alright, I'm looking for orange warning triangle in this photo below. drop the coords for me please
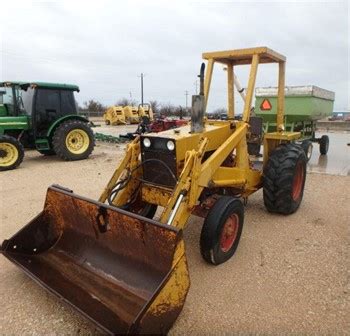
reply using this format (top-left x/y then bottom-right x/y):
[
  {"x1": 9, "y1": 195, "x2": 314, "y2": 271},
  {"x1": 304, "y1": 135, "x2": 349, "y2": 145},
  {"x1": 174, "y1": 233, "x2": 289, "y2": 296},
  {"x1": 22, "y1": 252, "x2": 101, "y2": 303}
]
[{"x1": 260, "y1": 99, "x2": 272, "y2": 110}]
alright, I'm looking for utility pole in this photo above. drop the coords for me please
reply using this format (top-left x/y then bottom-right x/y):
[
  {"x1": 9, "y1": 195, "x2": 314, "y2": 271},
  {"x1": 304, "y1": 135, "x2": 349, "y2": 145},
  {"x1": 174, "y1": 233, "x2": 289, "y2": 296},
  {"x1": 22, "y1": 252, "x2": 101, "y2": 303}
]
[
  {"x1": 138, "y1": 73, "x2": 145, "y2": 105},
  {"x1": 184, "y1": 90, "x2": 189, "y2": 111}
]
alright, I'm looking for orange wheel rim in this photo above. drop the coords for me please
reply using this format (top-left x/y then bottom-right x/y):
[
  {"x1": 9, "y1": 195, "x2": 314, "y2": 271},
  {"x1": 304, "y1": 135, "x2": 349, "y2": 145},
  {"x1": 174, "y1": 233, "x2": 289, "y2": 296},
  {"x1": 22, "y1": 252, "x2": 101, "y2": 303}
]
[
  {"x1": 220, "y1": 214, "x2": 239, "y2": 253},
  {"x1": 292, "y1": 161, "x2": 304, "y2": 201}
]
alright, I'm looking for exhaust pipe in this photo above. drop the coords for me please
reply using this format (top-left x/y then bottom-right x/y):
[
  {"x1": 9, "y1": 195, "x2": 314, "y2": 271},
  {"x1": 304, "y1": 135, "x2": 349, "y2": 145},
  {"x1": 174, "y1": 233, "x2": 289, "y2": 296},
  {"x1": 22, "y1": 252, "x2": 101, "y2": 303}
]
[{"x1": 191, "y1": 63, "x2": 205, "y2": 133}]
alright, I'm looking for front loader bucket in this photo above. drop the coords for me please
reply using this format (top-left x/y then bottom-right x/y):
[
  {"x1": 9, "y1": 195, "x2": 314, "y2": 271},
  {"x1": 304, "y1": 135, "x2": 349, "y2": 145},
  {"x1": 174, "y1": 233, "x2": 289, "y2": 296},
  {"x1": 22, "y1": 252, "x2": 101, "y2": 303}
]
[{"x1": 1, "y1": 185, "x2": 190, "y2": 334}]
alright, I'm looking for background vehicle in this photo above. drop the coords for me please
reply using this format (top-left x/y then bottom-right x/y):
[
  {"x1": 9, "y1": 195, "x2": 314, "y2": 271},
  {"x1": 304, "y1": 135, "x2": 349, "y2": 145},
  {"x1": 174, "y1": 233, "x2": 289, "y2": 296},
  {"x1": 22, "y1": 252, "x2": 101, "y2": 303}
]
[
  {"x1": 103, "y1": 105, "x2": 126, "y2": 125},
  {"x1": 253, "y1": 86, "x2": 334, "y2": 160},
  {"x1": 0, "y1": 81, "x2": 94, "y2": 171},
  {"x1": 120, "y1": 116, "x2": 188, "y2": 140},
  {"x1": 220, "y1": 113, "x2": 228, "y2": 120},
  {"x1": 148, "y1": 117, "x2": 187, "y2": 132}
]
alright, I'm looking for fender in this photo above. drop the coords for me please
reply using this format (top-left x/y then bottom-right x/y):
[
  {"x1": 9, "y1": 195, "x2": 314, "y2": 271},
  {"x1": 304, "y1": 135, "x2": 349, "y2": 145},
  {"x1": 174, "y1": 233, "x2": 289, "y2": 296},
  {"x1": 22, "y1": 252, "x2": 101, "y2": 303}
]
[{"x1": 46, "y1": 115, "x2": 89, "y2": 138}]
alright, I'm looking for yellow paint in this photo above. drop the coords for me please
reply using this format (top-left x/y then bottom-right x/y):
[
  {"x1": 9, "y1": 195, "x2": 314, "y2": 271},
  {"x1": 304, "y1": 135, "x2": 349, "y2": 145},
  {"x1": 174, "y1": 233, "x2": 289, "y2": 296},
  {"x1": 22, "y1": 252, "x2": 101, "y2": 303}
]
[
  {"x1": 0, "y1": 142, "x2": 18, "y2": 167},
  {"x1": 65, "y1": 129, "x2": 90, "y2": 154},
  {"x1": 202, "y1": 46, "x2": 286, "y2": 64},
  {"x1": 242, "y1": 54, "x2": 259, "y2": 123},
  {"x1": 227, "y1": 63, "x2": 234, "y2": 118},
  {"x1": 263, "y1": 131, "x2": 301, "y2": 165},
  {"x1": 265, "y1": 131, "x2": 301, "y2": 140},
  {"x1": 277, "y1": 61, "x2": 286, "y2": 131},
  {"x1": 141, "y1": 185, "x2": 173, "y2": 207},
  {"x1": 143, "y1": 240, "x2": 189, "y2": 319}
]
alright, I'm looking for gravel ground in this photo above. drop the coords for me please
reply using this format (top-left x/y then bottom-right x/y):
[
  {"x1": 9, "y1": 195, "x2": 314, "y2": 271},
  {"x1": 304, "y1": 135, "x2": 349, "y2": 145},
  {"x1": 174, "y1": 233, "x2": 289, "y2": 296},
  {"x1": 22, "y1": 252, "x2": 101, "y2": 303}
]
[{"x1": 0, "y1": 141, "x2": 349, "y2": 335}]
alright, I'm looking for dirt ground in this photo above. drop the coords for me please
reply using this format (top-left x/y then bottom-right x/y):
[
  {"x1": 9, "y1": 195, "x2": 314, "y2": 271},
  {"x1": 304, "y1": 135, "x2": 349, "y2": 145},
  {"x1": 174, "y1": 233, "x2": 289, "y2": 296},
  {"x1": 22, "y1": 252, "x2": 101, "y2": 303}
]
[{"x1": 0, "y1": 140, "x2": 349, "y2": 335}]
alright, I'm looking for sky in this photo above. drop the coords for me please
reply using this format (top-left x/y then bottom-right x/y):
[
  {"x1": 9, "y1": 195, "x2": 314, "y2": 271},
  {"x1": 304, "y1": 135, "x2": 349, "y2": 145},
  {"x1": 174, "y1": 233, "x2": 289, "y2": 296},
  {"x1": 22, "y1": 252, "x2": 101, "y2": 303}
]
[{"x1": 0, "y1": 0, "x2": 349, "y2": 112}]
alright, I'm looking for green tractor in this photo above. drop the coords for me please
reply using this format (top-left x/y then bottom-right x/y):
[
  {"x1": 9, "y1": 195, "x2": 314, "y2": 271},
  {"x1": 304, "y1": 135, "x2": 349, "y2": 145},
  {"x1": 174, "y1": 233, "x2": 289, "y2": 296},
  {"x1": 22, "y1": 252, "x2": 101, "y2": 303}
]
[{"x1": 0, "y1": 81, "x2": 95, "y2": 171}]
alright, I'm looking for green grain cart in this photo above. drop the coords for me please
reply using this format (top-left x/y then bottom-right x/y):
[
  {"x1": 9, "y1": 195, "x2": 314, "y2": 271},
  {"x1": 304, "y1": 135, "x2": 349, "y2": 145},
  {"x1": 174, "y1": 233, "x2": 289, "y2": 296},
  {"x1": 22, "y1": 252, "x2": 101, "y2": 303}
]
[
  {"x1": 254, "y1": 86, "x2": 334, "y2": 160},
  {"x1": 0, "y1": 81, "x2": 95, "y2": 171}
]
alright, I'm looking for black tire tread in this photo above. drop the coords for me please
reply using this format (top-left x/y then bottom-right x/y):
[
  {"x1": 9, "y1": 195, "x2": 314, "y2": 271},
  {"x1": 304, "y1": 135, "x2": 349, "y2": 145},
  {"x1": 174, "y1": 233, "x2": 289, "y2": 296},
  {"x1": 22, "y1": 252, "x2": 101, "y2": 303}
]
[
  {"x1": 319, "y1": 135, "x2": 329, "y2": 155},
  {"x1": 263, "y1": 143, "x2": 306, "y2": 215},
  {"x1": 200, "y1": 196, "x2": 244, "y2": 265},
  {"x1": 52, "y1": 120, "x2": 95, "y2": 161}
]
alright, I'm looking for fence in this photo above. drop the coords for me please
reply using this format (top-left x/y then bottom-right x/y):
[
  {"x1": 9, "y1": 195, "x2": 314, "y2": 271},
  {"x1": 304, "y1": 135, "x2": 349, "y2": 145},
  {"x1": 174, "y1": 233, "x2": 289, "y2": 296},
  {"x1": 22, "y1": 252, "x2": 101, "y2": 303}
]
[{"x1": 78, "y1": 110, "x2": 105, "y2": 118}]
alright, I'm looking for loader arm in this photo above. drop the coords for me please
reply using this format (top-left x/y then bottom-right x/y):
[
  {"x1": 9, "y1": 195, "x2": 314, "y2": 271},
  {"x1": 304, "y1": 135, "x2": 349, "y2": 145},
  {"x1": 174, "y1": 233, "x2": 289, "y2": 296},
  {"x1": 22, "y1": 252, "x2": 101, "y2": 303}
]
[
  {"x1": 198, "y1": 122, "x2": 248, "y2": 186},
  {"x1": 158, "y1": 121, "x2": 252, "y2": 230},
  {"x1": 99, "y1": 137, "x2": 141, "y2": 204},
  {"x1": 158, "y1": 137, "x2": 208, "y2": 228}
]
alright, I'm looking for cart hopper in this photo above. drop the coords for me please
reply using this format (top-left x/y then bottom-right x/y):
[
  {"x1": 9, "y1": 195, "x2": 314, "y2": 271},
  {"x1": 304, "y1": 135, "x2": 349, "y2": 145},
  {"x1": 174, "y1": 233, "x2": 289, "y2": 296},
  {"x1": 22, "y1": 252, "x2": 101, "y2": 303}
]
[{"x1": 255, "y1": 86, "x2": 335, "y2": 123}]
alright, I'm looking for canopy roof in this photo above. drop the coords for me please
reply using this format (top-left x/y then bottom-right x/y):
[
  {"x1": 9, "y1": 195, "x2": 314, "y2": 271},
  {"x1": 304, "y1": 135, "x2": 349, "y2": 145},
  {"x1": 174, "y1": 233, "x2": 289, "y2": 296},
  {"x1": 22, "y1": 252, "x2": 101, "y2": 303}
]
[{"x1": 202, "y1": 46, "x2": 286, "y2": 65}]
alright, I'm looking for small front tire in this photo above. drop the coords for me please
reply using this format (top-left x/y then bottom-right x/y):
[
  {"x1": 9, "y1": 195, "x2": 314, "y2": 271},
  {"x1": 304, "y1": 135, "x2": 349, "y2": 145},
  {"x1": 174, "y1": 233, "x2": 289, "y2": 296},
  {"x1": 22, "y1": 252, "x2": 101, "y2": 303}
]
[{"x1": 200, "y1": 196, "x2": 244, "y2": 265}]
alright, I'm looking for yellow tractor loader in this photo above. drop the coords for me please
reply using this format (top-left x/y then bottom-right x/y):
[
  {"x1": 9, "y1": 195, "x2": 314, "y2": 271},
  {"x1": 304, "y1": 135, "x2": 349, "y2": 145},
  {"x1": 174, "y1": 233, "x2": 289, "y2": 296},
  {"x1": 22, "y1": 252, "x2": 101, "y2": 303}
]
[
  {"x1": 124, "y1": 105, "x2": 140, "y2": 124},
  {"x1": 103, "y1": 105, "x2": 126, "y2": 125},
  {"x1": 1, "y1": 47, "x2": 307, "y2": 334}
]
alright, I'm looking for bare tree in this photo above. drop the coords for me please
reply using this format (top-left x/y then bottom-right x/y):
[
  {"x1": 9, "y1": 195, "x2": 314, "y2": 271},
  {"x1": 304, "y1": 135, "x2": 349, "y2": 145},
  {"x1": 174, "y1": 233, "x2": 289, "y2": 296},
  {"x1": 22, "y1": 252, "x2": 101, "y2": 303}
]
[
  {"x1": 115, "y1": 97, "x2": 137, "y2": 106},
  {"x1": 206, "y1": 107, "x2": 228, "y2": 120},
  {"x1": 173, "y1": 105, "x2": 188, "y2": 118},
  {"x1": 149, "y1": 100, "x2": 160, "y2": 115},
  {"x1": 159, "y1": 103, "x2": 176, "y2": 117},
  {"x1": 82, "y1": 99, "x2": 106, "y2": 115}
]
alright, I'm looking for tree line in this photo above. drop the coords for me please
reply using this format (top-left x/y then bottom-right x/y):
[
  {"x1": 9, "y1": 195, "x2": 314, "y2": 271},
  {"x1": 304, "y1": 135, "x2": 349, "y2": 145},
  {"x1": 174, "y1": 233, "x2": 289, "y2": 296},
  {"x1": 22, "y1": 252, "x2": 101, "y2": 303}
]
[
  {"x1": 78, "y1": 98, "x2": 227, "y2": 118},
  {"x1": 79, "y1": 98, "x2": 191, "y2": 118}
]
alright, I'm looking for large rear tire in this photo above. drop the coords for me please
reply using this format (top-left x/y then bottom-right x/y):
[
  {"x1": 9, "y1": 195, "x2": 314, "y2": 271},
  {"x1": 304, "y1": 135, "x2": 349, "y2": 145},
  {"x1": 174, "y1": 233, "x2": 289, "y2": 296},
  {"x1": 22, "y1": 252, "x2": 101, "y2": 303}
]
[
  {"x1": 0, "y1": 135, "x2": 24, "y2": 171},
  {"x1": 52, "y1": 120, "x2": 95, "y2": 161},
  {"x1": 200, "y1": 196, "x2": 244, "y2": 265},
  {"x1": 263, "y1": 143, "x2": 307, "y2": 215}
]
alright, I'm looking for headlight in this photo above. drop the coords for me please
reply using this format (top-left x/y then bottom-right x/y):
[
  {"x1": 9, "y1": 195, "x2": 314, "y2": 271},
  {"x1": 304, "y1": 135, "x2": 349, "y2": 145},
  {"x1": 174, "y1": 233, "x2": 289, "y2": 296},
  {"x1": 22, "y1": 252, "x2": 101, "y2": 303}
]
[
  {"x1": 167, "y1": 140, "x2": 175, "y2": 151},
  {"x1": 143, "y1": 138, "x2": 151, "y2": 148}
]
